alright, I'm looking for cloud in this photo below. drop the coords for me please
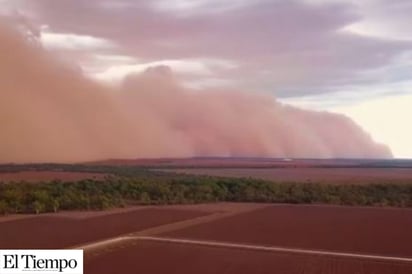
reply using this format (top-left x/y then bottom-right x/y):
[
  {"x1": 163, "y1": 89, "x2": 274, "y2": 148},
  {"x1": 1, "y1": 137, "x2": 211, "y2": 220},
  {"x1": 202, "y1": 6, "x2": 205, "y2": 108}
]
[
  {"x1": 6, "y1": 0, "x2": 409, "y2": 99},
  {"x1": 0, "y1": 21, "x2": 391, "y2": 163},
  {"x1": 40, "y1": 31, "x2": 114, "y2": 51},
  {"x1": 92, "y1": 58, "x2": 236, "y2": 84},
  {"x1": 343, "y1": 0, "x2": 412, "y2": 41}
]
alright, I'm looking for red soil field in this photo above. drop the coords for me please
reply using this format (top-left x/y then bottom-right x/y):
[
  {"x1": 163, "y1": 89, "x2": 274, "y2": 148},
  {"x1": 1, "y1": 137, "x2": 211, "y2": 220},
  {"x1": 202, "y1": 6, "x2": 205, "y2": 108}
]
[
  {"x1": 85, "y1": 241, "x2": 412, "y2": 274},
  {"x1": 0, "y1": 208, "x2": 208, "y2": 249},
  {"x1": 93, "y1": 157, "x2": 315, "y2": 168},
  {"x1": 93, "y1": 157, "x2": 412, "y2": 168},
  {"x1": 0, "y1": 171, "x2": 106, "y2": 183},
  {"x1": 162, "y1": 167, "x2": 412, "y2": 183},
  {"x1": 164, "y1": 205, "x2": 412, "y2": 257}
]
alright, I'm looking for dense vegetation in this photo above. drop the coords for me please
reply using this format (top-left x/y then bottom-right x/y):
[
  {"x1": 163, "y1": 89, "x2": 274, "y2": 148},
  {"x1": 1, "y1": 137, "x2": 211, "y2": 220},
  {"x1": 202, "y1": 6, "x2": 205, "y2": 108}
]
[{"x1": 0, "y1": 164, "x2": 412, "y2": 214}]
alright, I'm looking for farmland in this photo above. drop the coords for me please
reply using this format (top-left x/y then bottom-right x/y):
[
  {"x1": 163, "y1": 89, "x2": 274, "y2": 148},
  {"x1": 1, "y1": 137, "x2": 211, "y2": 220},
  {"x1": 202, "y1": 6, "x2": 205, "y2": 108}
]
[
  {"x1": 164, "y1": 205, "x2": 412, "y2": 257},
  {"x1": 1, "y1": 159, "x2": 412, "y2": 273},
  {"x1": 82, "y1": 204, "x2": 412, "y2": 274},
  {"x1": 0, "y1": 207, "x2": 208, "y2": 249},
  {"x1": 1, "y1": 200, "x2": 412, "y2": 273},
  {"x1": 94, "y1": 157, "x2": 412, "y2": 169},
  {"x1": 1, "y1": 160, "x2": 412, "y2": 215},
  {"x1": 85, "y1": 240, "x2": 412, "y2": 274},
  {"x1": 0, "y1": 171, "x2": 106, "y2": 183}
]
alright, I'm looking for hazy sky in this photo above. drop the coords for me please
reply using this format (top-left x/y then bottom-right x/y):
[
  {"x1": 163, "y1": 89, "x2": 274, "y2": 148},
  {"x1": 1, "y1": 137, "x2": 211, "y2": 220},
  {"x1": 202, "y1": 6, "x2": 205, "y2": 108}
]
[{"x1": 1, "y1": 0, "x2": 411, "y2": 159}]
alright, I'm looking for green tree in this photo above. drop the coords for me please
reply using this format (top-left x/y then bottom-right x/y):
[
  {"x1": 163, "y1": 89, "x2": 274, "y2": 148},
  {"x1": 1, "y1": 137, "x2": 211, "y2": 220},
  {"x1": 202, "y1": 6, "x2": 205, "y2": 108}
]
[
  {"x1": 139, "y1": 192, "x2": 151, "y2": 204},
  {"x1": 33, "y1": 200, "x2": 45, "y2": 214},
  {"x1": 52, "y1": 199, "x2": 60, "y2": 213},
  {"x1": 4, "y1": 189, "x2": 23, "y2": 213},
  {"x1": 0, "y1": 200, "x2": 9, "y2": 215}
]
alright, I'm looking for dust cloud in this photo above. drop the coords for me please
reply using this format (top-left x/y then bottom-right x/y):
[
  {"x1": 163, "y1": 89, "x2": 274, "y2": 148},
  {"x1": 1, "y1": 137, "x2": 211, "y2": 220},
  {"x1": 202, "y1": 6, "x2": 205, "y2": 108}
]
[{"x1": 0, "y1": 21, "x2": 391, "y2": 163}]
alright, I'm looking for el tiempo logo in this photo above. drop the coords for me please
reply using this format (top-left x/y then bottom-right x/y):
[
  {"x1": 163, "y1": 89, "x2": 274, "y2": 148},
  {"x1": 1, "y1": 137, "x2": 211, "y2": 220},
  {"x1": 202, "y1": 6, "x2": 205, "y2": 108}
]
[{"x1": 0, "y1": 250, "x2": 83, "y2": 274}]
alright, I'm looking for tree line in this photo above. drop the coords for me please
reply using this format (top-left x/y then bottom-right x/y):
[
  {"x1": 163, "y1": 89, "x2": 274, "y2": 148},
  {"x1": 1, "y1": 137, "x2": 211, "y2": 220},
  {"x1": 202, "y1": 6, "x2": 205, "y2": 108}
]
[{"x1": 1, "y1": 172, "x2": 412, "y2": 214}]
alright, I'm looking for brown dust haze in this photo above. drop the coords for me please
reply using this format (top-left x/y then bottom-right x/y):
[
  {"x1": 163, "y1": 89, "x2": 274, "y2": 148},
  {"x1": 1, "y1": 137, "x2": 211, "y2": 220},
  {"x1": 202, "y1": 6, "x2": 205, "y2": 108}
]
[{"x1": 0, "y1": 21, "x2": 391, "y2": 163}]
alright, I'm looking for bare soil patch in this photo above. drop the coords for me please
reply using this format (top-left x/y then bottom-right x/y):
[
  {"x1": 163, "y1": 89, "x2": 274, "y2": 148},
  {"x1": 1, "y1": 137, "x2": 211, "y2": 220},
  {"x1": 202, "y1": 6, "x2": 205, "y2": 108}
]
[
  {"x1": 93, "y1": 157, "x2": 412, "y2": 168},
  {"x1": 0, "y1": 208, "x2": 208, "y2": 249},
  {"x1": 164, "y1": 205, "x2": 412, "y2": 257},
  {"x1": 85, "y1": 241, "x2": 412, "y2": 274}
]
